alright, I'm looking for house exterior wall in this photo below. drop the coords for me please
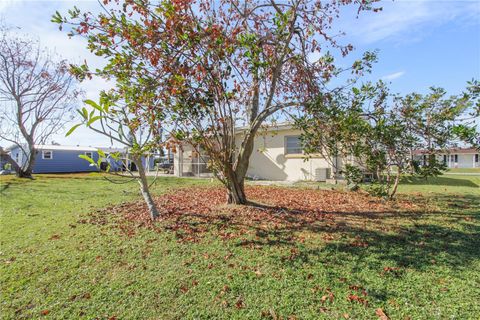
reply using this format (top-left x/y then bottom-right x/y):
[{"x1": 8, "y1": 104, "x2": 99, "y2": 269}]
[
  {"x1": 0, "y1": 156, "x2": 8, "y2": 170},
  {"x1": 36, "y1": 149, "x2": 99, "y2": 173},
  {"x1": 8, "y1": 146, "x2": 100, "y2": 173},
  {"x1": 173, "y1": 127, "x2": 339, "y2": 181},
  {"x1": 7, "y1": 145, "x2": 156, "y2": 174},
  {"x1": 239, "y1": 128, "x2": 335, "y2": 181},
  {"x1": 415, "y1": 152, "x2": 479, "y2": 169},
  {"x1": 446, "y1": 153, "x2": 479, "y2": 168}
]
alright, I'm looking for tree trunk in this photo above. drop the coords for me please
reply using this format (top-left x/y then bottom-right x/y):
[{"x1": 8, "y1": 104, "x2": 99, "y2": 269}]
[
  {"x1": 133, "y1": 156, "x2": 159, "y2": 220},
  {"x1": 389, "y1": 173, "x2": 401, "y2": 200},
  {"x1": 226, "y1": 175, "x2": 247, "y2": 205},
  {"x1": 18, "y1": 168, "x2": 33, "y2": 178},
  {"x1": 227, "y1": 129, "x2": 256, "y2": 205},
  {"x1": 18, "y1": 147, "x2": 36, "y2": 178}
]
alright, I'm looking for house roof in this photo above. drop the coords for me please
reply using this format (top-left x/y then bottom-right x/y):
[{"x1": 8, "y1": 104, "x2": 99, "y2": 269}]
[
  {"x1": 235, "y1": 122, "x2": 294, "y2": 133},
  {"x1": 6, "y1": 144, "x2": 127, "y2": 152},
  {"x1": 34, "y1": 145, "x2": 99, "y2": 151},
  {"x1": 413, "y1": 147, "x2": 478, "y2": 155},
  {"x1": 97, "y1": 147, "x2": 127, "y2": 153}
]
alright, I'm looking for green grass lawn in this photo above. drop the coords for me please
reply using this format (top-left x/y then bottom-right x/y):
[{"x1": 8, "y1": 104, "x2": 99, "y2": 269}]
[
  {"x1": 444, "y1": 168, "x2": 480, "y2": 174},
  {"x1": 397, "y1": 174, "x2": 480, "y2": 194},
  {"x1": 1, "y1": 173, "x2": 479, "y2": 319}
]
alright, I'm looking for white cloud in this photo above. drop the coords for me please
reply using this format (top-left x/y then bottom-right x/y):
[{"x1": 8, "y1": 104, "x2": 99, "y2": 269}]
[
  {"x1": 0, "y1": 0, "x2": 17, "y2": 13},
  {"x1": 342, "y1": 0, "x2": 480, "y2": 44},
  {"x1": 381, "y1": 71, "x2": 405, "y2": 81}
]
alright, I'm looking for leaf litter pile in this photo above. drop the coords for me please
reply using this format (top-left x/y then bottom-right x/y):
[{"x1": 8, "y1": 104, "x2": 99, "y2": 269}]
[{"x1": 87, "y1": 186, "x2": 423, "y2": 243}]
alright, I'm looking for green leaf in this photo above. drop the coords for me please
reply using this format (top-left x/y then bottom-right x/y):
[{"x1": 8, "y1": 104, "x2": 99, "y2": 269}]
[
  {"x1": 84, "y1": 99, "x2": 103, "y2": 112},
  {"x1": 81, "y1": 107, "x2": 89, "y2": 119},
  {"x1": 79, "y1": 154, "x2": 96, "y2": 165},
  {"x1": 87, "y1": 116, "x2": 103, "y2": 127},
  {"x1": 65, "y1": 124, "x2": 82, "y2": 137},
  {"x1": 51, "y1": 11, "x2": 63, "y2": 24},
  {"x1": 97, "y1": 149, "x2": 106, "y2": 158}
]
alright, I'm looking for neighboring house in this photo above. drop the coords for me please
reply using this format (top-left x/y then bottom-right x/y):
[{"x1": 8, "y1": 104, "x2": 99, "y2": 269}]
[
  {"x1": 0, "y1": 151, "x2": 9, "y2": 170},
  {"x1": 414, "y1": 147, "x2": 479, "y2": 169},
  {"x1": 172, "y1": 123, "x2": 346, "y2": 182},
  {"x1": 8, "y1": 145, "x2": 101, "y2": 173},
  {"x1": 7, "y1": 145, "x2": 155, "y2": 174}
]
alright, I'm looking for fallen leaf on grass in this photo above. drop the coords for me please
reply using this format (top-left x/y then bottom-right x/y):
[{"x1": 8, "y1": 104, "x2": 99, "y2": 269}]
[
  {"x1": 375, "y1": 308, "x2": 389, "y2": 320},
  {"x1": 381, "y1": 266, "x2": 402, "y2": 277},
  {"x1": 347, "y1": 294, "x2": 368, "y2": 306},
  {"x1": 235, "y1": 297, "x2": 245, "y2": 309},
  {"x1": 90, "y1": 186, "x2": 423, "y2": 243},
  {"x1": 40, "y1": 309, "x2": 50, "y2": 316}
]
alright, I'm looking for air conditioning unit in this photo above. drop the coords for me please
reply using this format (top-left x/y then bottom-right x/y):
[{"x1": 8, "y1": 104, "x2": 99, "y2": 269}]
[{"x1": 314, "y1": 168, "x2": 330, "y2": 182}]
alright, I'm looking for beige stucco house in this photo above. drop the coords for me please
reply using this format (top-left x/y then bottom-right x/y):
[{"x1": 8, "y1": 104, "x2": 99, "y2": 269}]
[{"x1": 172, "y1": 123, "x2": 342, "y2": 182}]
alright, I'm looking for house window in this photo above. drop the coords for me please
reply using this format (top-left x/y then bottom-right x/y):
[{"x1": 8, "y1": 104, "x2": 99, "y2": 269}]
[
  {"x1": 42, "y1": 151, "x2": 53, "y2": 159},
  {"x1": 454, "y1": 154, "x2": 458, "y2": 163},
  {"x1": 285, "y1": 136, "x2": 302, "y2": 155},
  {"x1": 443, "y1": 155, "x2": 447, "y2": 164},
  {"x1": 423, "y1": 155, "x2": 427, "y2": 166},
  {"x1": 476, "y1": 154, "x2": 479, "y2": 163},
  {"x1": 85, "y1": 152, "x2": 93, "y2": 158}
]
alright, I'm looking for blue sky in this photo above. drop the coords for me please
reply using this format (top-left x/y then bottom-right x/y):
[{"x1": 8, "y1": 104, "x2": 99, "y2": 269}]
[{"x1": 0, "y1": 0, "x2": 479, "y2": 146}]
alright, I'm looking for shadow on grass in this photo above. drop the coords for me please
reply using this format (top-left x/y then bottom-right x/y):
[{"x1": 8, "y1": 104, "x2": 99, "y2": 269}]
[
  {"x1": 0, "y1": 181, "x2": 11, "y2": 193},
  {"x1": 0, "y1": 177, "x2": 35, "y2": 193},
  {"x1": 170, "y1": 196, "x2": 479, "y2": 271},
  {"x1": 91, "y1": 186, "x2": 479, "y2": 272},
  {"x1": 401, "y1": 176, "x2": 479, "y2": 188}
]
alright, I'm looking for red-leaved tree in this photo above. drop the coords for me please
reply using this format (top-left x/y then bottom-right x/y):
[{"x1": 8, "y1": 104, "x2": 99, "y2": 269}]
[{"x1": 55, "y1": 0, "x2": 379, "y2": 204}]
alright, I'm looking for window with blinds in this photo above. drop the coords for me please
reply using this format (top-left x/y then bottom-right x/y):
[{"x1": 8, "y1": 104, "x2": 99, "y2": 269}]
[{"x1": 285, "y1": 136, "x2": 302, "y2": 155}]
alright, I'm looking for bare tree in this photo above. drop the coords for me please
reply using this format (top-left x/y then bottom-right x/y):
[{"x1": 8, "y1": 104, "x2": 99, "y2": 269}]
[{"x1": 0, "y1": 25, "x2": 79, "y2": 178}]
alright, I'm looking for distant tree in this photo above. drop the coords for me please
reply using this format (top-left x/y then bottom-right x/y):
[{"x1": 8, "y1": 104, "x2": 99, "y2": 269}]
[
  {"x1": 54, "y1": 0, "x2": 380, "y2": 204},
  {"x1": 298, "y1": 81, "x2": 479, "y2": 199},
  {"x1": 451, "y1": 80, "x2": 480, "y2": 149},
  {"x1": 0, "y1": 25, "x2": 79, "y2": 178}
]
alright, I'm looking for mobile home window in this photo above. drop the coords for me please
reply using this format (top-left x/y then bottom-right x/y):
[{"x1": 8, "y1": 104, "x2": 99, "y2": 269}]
[
  {"x1": 42, "y1": 151, "x2": 53, "y2": 159},
  {"x1": 285, "y1": 136, "x2": 302, "y2": 155},
  {"x1": 85, "y1": 152, "x2": 93, "y2": 158}
]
